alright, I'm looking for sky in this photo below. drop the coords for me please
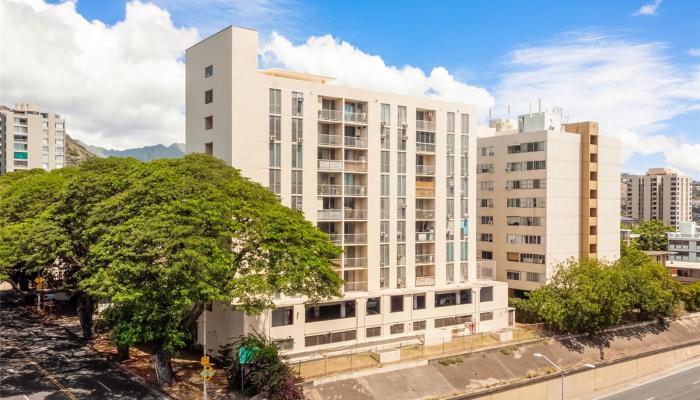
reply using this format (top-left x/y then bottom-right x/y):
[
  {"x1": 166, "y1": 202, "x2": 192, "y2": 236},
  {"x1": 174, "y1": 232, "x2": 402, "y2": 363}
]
[{"x1": 1, "y1": 0, "x2": 699, "y2": 178}]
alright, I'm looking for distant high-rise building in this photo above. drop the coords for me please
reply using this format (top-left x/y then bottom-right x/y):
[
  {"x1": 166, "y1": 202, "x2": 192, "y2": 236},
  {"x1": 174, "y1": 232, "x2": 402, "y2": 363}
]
[
  {"x1": 621, "y1": 168, "x2": 693, "y2": 228},
  {"x1": 185, "y1": 26, "x2": 513, "y2": 355},
  {"x1": 476, "y1": 109, "x2": 621, "y2": 297},
  {"x1": 0, "y1": 103, "x2": 66, "y2": 174}
]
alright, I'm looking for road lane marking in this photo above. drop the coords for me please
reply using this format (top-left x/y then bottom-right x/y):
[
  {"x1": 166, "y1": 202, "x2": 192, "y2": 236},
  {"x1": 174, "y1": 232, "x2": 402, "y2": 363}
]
[
  {"x1": 692, "y1": 379, "x2": 700, "y2": 385},
  {"x1": 644, "y1": 397, "x2": 655, "y2": 400},
  {"x1": 11, "y1": 344, "x2": 78, "y2": 400},
  {"x1": 60, "y1": 354, "x2": 70, "y2": 362},
  {"x1": 95, "y1": 380, "x2": 112, "y2": 391},
  {"x1": 23, "y1": 395, "x2": 29, "y2": 400}
]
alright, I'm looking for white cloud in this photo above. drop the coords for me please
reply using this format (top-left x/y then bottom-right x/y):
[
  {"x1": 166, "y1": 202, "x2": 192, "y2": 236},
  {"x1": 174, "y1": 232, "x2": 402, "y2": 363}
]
[
  {"x1": 688, "y1": 48, "x2": 700, "y2": 57},
  {"x1": 633, "y1": 0, "x2": 663, "y2": 16},
  {"x1": 0, "y1": 0, "x2": 199, "y2": 149},
  {"x1": 261, "y1": 32, "x2": 494, "y2": 113},
  {"x1": 496, "y1": 32, "x2": 700, "y2": 176}
]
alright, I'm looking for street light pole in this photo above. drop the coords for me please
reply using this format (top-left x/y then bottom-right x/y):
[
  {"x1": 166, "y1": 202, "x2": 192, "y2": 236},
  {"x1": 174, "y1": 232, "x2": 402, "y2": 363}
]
[
  {"x1": 533, "y1": 352, "x2": 564, "y2": 400},
  {"x1": 203, "y1": 308, "x2": 208, "y2": 400}
]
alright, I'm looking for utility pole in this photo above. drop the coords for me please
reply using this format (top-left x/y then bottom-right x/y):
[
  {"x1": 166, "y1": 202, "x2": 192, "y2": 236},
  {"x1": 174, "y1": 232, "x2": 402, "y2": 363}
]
[{"x1": 203, "y1": 308, "x2": 208, "y2": 400}]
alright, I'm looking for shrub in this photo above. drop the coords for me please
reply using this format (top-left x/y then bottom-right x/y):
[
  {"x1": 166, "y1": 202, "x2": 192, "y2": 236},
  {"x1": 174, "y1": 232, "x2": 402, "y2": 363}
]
[
  {"x1": 219, "y1": 333, "x2": 303, "y2": 400},
  {"x1": 681, "y1": 282, "x2": 700, "y2": 312}
]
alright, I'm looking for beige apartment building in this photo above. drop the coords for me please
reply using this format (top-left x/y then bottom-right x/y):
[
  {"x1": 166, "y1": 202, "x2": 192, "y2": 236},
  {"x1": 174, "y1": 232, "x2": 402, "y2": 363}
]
[
  {"x1": 0, "y1": 103, "x2": 66, "y2": 174},
  {"x1": 622, "y1": 168, "x2": 693, "y2": 229},
  {"x1": 476, "y1": 109, "x2": 620, "y2": 297},
  {"x1": 185, "y1": 26, "x2": 513, "y2": 355}
]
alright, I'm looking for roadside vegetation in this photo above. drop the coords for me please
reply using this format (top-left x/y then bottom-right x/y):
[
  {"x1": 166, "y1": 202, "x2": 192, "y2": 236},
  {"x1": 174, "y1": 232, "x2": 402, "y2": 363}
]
[
  {"x1": 0, "y1": 155, "x2": 342, "y2": 389},
  {"x1": 511, "y1": 245, "x2": 700, "y2": 334}
]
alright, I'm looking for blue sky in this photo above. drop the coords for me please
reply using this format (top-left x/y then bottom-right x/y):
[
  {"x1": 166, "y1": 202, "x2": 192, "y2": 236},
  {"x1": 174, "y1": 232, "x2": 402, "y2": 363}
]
[{"x1": 11, "y1": 0, "x2": 700, "y2": 177}]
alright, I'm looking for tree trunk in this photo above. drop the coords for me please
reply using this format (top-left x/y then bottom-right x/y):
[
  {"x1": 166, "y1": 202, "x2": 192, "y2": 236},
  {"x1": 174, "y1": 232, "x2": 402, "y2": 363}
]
[
  {"x1": 76, "y1": 293, "x2": 95, "y2": 340},
  {"x1": 116, "y1": 344, "x2": 130, "y2": 361},
  {"x1": 151, "y1": 345, "x2": 175, "y2": 387}
]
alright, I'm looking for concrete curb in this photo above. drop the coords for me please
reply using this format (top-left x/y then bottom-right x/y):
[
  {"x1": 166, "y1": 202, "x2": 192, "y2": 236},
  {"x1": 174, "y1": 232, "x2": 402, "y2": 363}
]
[{"x1": 448, "y1": 338, "x2": 700, "y2": 399}]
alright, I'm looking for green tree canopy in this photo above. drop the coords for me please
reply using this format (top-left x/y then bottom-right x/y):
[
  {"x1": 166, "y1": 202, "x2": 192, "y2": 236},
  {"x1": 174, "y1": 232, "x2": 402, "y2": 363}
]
[{"x1": 632, "y1": 219, "x2": 674, "y2": 251}]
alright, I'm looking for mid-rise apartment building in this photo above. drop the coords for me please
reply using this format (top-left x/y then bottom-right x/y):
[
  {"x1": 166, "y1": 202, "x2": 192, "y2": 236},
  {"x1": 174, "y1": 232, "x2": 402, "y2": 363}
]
[
  {"x1": 476, "y1": 109, "x2": 621, "y2": 297},
  {"x1": 0, "y1": 103, "x2": 66, "y2": 174},
  {"x1": 668, "y1": 221, "x2": 700, "y2": 263},
  {"x1": 622, "y1": 168, "x2": 693, "y2": 229},
  {"x1": 185, "y1": 27, "x2": 512, "y2": 355}
]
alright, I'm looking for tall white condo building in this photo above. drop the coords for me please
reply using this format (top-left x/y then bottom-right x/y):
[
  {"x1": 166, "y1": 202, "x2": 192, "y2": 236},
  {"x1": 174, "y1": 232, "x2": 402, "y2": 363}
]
[{"x1": 186, "y1": 27, "x2": 513, "y2": 354}]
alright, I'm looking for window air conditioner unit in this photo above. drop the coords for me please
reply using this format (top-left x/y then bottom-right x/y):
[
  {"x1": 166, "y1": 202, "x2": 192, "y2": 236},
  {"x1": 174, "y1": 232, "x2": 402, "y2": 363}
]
[
  {"x1": 401, "y1": 203, "x2": 407, "y2": 208},
  {"x1": 269, "y1": 135, "x2": 276, "y2": 142},
  {"x1": 505, "y1": 168, "x2": 511, "y2": 172},
  {"x1": 402, "y1": 123, "x2": 408, "y2": 128},
  {"x1": 449, "y1": 183, "x2": 454, "y2": 188},
  {"x1": 381, "y1": 121, "x2": 386, "y2": 126},
  {"x1": 489, "y1": 151, "x2": 494, "y2": 156},
  {"x1": 297, "y1": 137, "x2": 303, "y2": 143},
  {"x1": 380, "y1": 134, "x2": 386, "y2": 140},
  {"x1": 380, "y1": 262, "x2": 385, "y2": 267},
  {"x1": 297, "y1": 97, "x2": 303, "y2": 102},
  {"x1": 401, "y1": 135, "x2": 408, "y2": 141}
]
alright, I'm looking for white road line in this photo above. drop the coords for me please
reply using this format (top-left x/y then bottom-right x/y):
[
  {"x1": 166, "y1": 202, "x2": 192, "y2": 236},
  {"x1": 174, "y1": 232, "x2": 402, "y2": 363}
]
[
  {"x1": 692, "y1": 379, "x2": 700, "y2": 385},
  {"x1": 96, "y1": 380, "x2": 112, "y2": 391},
  {"x1": 644, "y1": 397, "x2": 655, "y2": 400},
  {"x1": 60, "y1": 354, "x2": 70, "y2": 362},
  {"x1": 594, "y1": 361, "x2": 700, "y2": 399},
  {"x1": 23, "y1": 395, "x2": 29, "y2": 400}
]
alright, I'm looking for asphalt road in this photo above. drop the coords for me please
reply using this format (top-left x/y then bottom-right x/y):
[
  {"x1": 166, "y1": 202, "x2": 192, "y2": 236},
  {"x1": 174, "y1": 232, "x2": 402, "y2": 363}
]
[
  {"x1": 599, "y1": 364, "x2": 700, "y2": 400},
  {"x1": 0, "y1": 292, "x2": 164, "y2": 400}
]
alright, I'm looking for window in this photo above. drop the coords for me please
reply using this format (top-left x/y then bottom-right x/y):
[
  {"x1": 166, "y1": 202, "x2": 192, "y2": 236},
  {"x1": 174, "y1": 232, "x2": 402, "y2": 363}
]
[
  {"x1": 269, "y1": 89, "x2": 281, "y2": 114},
  {"x1": 366, "y1": 326, "x2": 381, "y2": 338},
  {"x1": 292, "y1": 91, "x2": 303, "y2": 117},
  {"x1": 435, "y1": 317, "x2": 456, "y2": 328},
  {"x1": 479, "y1": 181, "x2": 494, "y2": 191},
  {"x1": 381, "y1": 198, "x2": 390, "y2": 220},
  {"x1": 460, "y1": 113, "x2": 469, "y2": 134},
  {"x1": 480, "y1": 286, "x2": 493, "y2": 302},
  {"x1": 269, "y1": 169, "x2": 281, "y2": 194},
  {"x1": 291, "y1": 196, "x2": 302, "y2": 211},
  {"x1": 506, "y1": 270, "x2": 521, "y2": 280},
  {"x1": 413, "y1": 294, "x2": 426, "y2": 310},
  {"x1": 520, "y1": 253, "x2": 546, "y2": 264},
  {"x1": 481, "y1": 251, "x2": 493, "y2": 260},
  {"x1": 269, "y1": 143, "x2": 281, "y2": 167},
  {"x1": 292, "y1": 118, "x2": 303, "y2": 142},
  {"x1": 204, "y1": 65, "x2": 213, "y2": 78},
  {"x1": 480, "y1": 199, "x2": 493, "y2": 208},
  {"x1": 459, "y1": 290, "x2": 472, "y2": 304},
  {"x1": 480, "y1": 233, "x2": 493, "y2": 242},
  {"x1": 390, "y1": 323, "x2": 405, "y2": 335},
  {"x1": 413, "y1": 320, "x2": 426, "y2": 331},
  {"x1": 381, "y1": 151, "x2": 390, "y2": 173},
  {"x1": 305, "y1": 301, "x2": 356, "y2": 322},
  {"x1": 204, "y1": 142, "x2": 213, "y2": 155},
  {"x1": 204, "y1": 116, "x2": 213, "y2": 130},
  {"x1": 446, "y1": 242, "x2": 454, "y2": 262},
  {"x1": 507, "y1": 252, "x2": 520, "y2": 262},
  {"x1": 480, "y1": 312, "x2": 493, "y2": 321},
  {"x1": 398, "y1": 105, "x2": 407, "y2": 126},
  {"x1": 291, "y1": 170, "x2": 303, "y2": 194},
  {"x1": 381, "y1": 127, "x2": 390, "y2": 149},
  {"x1": 477, "y1": 164, "x2": 493, "y2": 174},
  {"x1": 397, "y1": 152, "x2": 406, "y2": 173},
  {"x1": 381, "y1": 175, "x2": 390, "y2": 196},
  {"x1": 366, "y1": 297, "x2": 381, "y2": 315},
  {"x1": 381, "y1": 103, "x2": 390, "y2": 124},
  {"x1": 390, "y1": 295, "x2": 404, "y2": 313},
  {"x1": 446, "y1": 112, "x2": 455, "y2": 133},
  {"x1": 204, "y1": 89, "x2": 213, "y2": 104},
  {"x1": 269, "y1": 116, "x2": 281, "y2": 140},
  {"x1": 397, "y1": 175, "x2": 406, "y2": 196},
  {"x1": 527, "y1": 272, "x2": 543, "y2": 282},
  {"x1": 480, "y1": 216, "x2": 493, "y2": 225},
  {"x1": 435, "y1": 292, "x2": 456, "y2": 307},
  {"x1": 304, "y1": 330, "x2": 356, "y2": 347},
  {"x1": 526, "y1": 160, "x2": 546, "y2": 170},
  {"x1": 479, "y1": 146, "x2": 494, "y2": 156},
  {"x1": 271, "y1": 307, "x2": 294, "y2": 327}
]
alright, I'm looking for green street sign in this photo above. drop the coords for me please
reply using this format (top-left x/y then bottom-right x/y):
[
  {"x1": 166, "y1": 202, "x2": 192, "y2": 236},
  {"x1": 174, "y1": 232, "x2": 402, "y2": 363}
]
[{"x1": 238, "y1": 346, "x2": 259, "y2": 365}]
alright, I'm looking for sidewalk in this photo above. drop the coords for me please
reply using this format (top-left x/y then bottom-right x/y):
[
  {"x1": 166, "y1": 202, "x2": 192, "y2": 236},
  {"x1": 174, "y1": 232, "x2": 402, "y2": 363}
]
[{"x1": 305, "y1": 314, "x2": 700, "y2": 400}]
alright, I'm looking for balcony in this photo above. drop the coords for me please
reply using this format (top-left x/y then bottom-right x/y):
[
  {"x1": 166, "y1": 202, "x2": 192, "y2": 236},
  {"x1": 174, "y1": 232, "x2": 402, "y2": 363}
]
[
  {"x1": 416, "y1": 142, "x2": 436, "y2": 153},
  {"x1": 344, "y1": 136, "x2": 368, "y2": 149},
  {"x1": 344, "y1": 281, "x2": 368, "y2": 292},
  {"x1": 477, "y1": 261, "x2": 496, "y2": 280},
  {"x1": 415, "y1": 276, "x2": 436, "y2": 286},
  {"x1": 344, "y1": 234, "x2": 367, "y2": 244},
  {"x1": 344, "y1": 257, "x2": 368, "y2": 269},
  {"x1": 416, "y1": 232, "x2": 435, "y2": 242},
  {"x1": 344, "y1": 208, "x2": 367, "y2": 220},
  {"x1": 416, "y1": 120, "x2": 436, "y2": 131},
  {"x1": 317, "y1": 184, "x2": 342, "y2": 196},
  {"x1": 344, "y1": 111, "x2": 367, "y2": 124},
  {"x1": 319, "y1": 109, "x2": 343, "y2": 122},
  {"x1": 318, "y1": 134, "x2": 343, "y2": 146},
  {"x1": 415, "y1": 254, "x2": 435, "y2": 265},
  {"x1": 415, "y1": 165, "x2": 435, "y2": 176},
  {"x1": 415, "y1": 209, "x2": 435, "y2": 220},
  {"x1": 344, "y1": 185, "x2": 367, "y2": 197},
  {"x1": 317, "y1": 209, "x2": 342, "y2": 221},
  {"x1": 327, "y1": 234, "x2": 342, "y2": 245},
  {"x1": 344, "y1": 160, "x2": 368, "y2": 172},
  {"x1": 318, "y1": 159, "x2": 343, "y2": 171},
  {"x1": 416, "y1": 188, "x2": 435, "y2": 198}
]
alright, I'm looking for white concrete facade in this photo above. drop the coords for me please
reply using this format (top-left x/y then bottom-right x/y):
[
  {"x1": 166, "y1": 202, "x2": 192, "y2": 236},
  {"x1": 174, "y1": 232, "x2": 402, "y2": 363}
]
[
  {"x1": 186, "y1": 26, "x2": 512, "y2": 355},
  {"x1": 0, "y1": 103, "x2": 66, "y2": 174},
  {"x1": 668, "y1": 221, "x2": 700, "y2": 263},
  {"x1": 476, "y1": 113, "x2": 620, "y2": 296}
]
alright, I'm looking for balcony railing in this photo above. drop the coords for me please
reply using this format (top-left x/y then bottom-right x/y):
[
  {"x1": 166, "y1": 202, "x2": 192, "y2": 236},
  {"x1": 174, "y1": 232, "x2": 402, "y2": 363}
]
[
  {"x1": 415, "y1": 254, "x2": 435, "y2": 264},
  {"x1": 318, "y1": 159, "x2": 343, "y2": 171},
  {"x1": 318, "y1": 134, "x2": 343, "y2": 146},
  {"x1": 415, "y1": 276, "x2": 436, "y2": 286},
  {"x1": 416, "y1": 232, "x2": 435, "y2": 242},
  {"x1": 416, "y1": 142, "x2": 436, "y2": 153},
  {"x1": 344, "y1": 281, "x2": 368, "y2": 292},
  {"x1": 317, "y1": 184, "x2": 342, "y2": 196},
  {"x1": 344, "y1": 160, "x2": 368, "y2": 172},
  {"x1": 416, "y1": 188, "x2": 436, "y2": 198},
  {"x1": 344, "y1": 136, "x2": 368, "y2": 148},
  {"x1": 345, "y1": 111, "x2": 367, "y2": 124},
  {"x1": 344, "y1": 185, "x2": 367, "y2": 196},
  {"x1": 317, "y1": 209, "x2": 342, "y2": 220},
  {"x1": 415, "y1": 209, "x2": 435, "y2": 219},
  {"x1": 344, "y1": 257, "x2": 368, "y2": 269},
  {"x1": 319, "y1": 109, "x2": 343, "y2": 122},
  {"x1": 416, "y1": 120, "x2": 436, "y2": 131},
  {"x1": 416, "y1": 165, "x2": 435, "y2": 175},
  {"x1": 344, "y1": 209, "x2": 367, "y2": 220},
  {"x1": 327, "y1": 234, "x2": 342, "y2": 244},
  {"x1": 344, "y1": 234, "x2": 367, "y2": 244}
]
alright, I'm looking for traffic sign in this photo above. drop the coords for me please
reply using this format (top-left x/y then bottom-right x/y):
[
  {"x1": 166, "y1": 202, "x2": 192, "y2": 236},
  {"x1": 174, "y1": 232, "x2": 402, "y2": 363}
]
[
  {"x1": 238, "y1": 346, "x2": 259, "y2": 365},
  {"x1": 200, "y1": 365, "x2": 215, "y2": 381},
  {"x1": 34, "y1": 277, "x2": 45, "y2": 290},
  {"x1": 201, "y1": 355, "x2": 210, "y2": 366}
]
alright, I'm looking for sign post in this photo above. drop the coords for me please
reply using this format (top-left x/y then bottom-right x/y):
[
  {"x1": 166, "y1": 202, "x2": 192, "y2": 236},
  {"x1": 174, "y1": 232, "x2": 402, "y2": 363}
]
[{"x1": 34, "y1": 277, "x2": 45, "y2": 311}]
